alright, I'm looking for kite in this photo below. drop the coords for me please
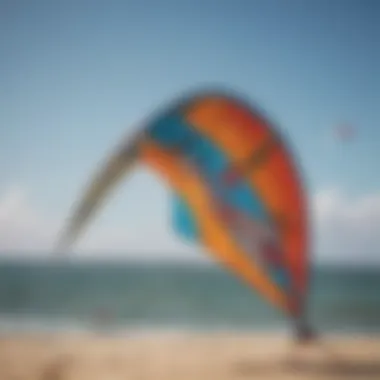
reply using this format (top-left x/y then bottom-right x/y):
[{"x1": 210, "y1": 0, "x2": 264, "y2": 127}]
[
  {"x1": 333, "y1": 124, "x2": 356, "y2": 142},
  {"x1": 57, "y1": 88, "x2": 313, "y2": 340}
]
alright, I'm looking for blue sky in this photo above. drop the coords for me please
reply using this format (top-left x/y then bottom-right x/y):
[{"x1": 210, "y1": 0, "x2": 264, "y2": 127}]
[{"x1": 0, "y1": 0, "x2": 379, "y2": 263}]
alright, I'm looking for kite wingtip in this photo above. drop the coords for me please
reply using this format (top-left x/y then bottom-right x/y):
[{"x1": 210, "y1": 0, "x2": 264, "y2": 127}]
[{"x1": 294, "y1": 319, "x2": 318, "y2": 345}]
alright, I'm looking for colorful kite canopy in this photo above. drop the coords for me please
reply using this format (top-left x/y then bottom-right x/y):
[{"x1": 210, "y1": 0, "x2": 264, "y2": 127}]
[{"x1": 57, "y1": 89, "x2": 310, "y2": 326}]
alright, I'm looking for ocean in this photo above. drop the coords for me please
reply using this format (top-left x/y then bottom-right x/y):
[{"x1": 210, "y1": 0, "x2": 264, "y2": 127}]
[{"x1": 0, "y1": 259, "x2": 379, "y2": 334}]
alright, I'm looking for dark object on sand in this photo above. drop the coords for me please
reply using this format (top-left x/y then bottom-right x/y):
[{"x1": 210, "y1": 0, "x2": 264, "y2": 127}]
[{"x1": 295, "y1": 323, "x2": 317, "y2": 345}]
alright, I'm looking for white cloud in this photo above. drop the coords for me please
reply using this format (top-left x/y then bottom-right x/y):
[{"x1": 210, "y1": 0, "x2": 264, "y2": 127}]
[
  {"x1": 0, "y1": 185, "x2": 56, "y2": 252},
  {"x1": 0, "y1": 185, "x2": 202, "y2": 261},
  {"x1": 313, "y1": 189, "x2": 380, "y2": 265},
  {"x1": 0, "y1": 185, "x2": 379, "y2": 265}
]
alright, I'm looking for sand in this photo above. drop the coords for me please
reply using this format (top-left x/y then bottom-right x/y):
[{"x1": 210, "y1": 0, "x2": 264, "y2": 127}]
[{"x1": 0, "y1": 331, "x2": 379, "y2": 380}]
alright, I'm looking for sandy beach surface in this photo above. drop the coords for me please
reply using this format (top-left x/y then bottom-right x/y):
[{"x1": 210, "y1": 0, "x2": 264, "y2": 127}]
[{"x1": 0, "y1": 331, "x2": 379, "y2": 380}]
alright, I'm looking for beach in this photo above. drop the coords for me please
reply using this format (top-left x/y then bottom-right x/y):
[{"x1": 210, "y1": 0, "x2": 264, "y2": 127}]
[
  {"x1": 1, "y1": 332, "x2": 380, "y2": 380},
  {"x1": 1, "y1": 262, "x2": 379, "y2": 379}
]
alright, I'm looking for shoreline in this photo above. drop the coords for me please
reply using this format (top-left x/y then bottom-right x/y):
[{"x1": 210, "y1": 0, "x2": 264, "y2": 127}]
[
  {"x1": 1, "y1": 314, "x2": 380, "y2": 337},
  {"x1": 2, "y1": 326, "x2": 380, "y2": 338}
]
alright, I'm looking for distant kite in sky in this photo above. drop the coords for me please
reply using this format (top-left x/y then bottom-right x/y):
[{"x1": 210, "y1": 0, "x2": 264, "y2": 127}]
[
  {"x1": 56, "y1": 88, "x2": 313, "y2": 341},
  {"x1": 333, "y1": 124, "x2": 356, "y2": 142}
]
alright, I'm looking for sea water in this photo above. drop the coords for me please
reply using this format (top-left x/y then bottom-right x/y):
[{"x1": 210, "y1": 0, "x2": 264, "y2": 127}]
[{"x1": 0, "y1": 258, "x2": 379, "y2": 334}]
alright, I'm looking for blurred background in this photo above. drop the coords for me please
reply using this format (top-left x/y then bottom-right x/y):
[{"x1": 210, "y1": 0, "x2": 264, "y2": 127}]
[{"x1": 0, "y1": 0, "x2": 379, "y2": 379}]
